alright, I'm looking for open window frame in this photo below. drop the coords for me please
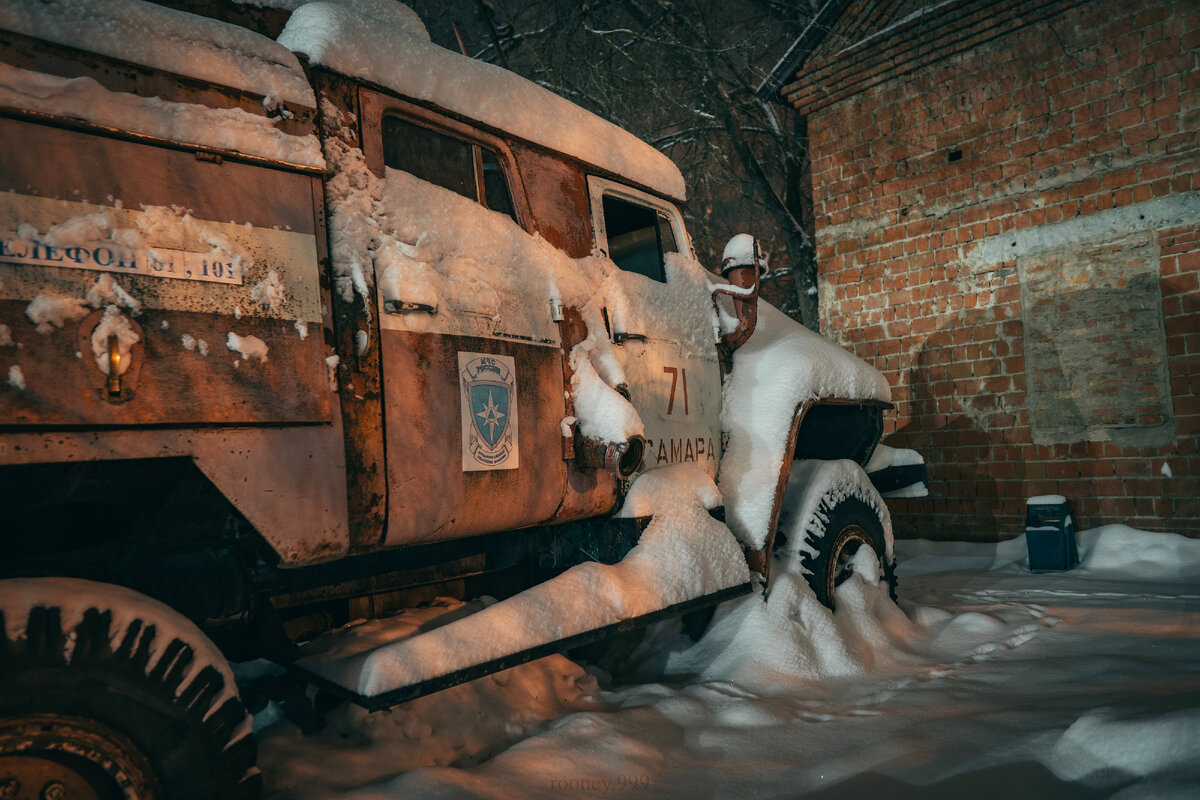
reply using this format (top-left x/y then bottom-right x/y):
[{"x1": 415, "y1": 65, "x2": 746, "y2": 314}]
[{"x1": 587, "y1": 176, "x2": 694, "y2": 283}]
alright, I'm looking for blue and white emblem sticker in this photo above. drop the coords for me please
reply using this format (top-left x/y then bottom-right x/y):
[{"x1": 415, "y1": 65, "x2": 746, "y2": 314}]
[{"x1": 459, "y1": 352, "x2": 519, "y2": 471}]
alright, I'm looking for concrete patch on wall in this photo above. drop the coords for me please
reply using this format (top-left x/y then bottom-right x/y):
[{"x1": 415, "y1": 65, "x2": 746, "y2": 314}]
[
  {"x1": 1019, "y1": 231, "x2": 1174, "y2": 446},
  {"x1": 968, "y1": 193, "x2": 1200, "y2": 271}
]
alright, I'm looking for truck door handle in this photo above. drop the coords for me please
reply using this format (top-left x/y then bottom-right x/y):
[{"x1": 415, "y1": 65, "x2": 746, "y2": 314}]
[
  {"x1": 613, "y1": 332, "x2": 647, "y2": 344},
  {"x1": 384, "y1": 300, "x2": 438, "y2": 314}
]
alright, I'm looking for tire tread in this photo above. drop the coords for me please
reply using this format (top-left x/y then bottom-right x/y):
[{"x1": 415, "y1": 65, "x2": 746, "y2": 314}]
[{"x1": 0, "y1": 591, "x2": 261, "y2": 800}]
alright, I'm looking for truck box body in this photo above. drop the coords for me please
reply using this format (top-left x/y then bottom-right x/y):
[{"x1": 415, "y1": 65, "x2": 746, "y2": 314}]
[{"x1": 0, "y1": 4, "x2": 913, "y2": 797}]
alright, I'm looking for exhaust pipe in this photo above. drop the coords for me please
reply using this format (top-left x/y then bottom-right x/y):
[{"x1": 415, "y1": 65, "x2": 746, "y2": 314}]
[{"x1": 574, "y1": 428, "x2": 645, "y2": 479}]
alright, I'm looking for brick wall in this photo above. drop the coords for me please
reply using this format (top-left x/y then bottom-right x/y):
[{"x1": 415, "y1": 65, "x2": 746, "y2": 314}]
[{"x1": 797, "y1": 0, "x2": 1199, "y2": 539}]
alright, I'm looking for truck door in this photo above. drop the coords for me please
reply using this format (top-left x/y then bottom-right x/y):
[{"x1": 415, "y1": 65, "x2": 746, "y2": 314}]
[
  {"x1": 358, "y1": 92, "x2": 567, "y2": 546},
  {"x1": 587, "y1": 177, "x2": 722, "y2": 478}
]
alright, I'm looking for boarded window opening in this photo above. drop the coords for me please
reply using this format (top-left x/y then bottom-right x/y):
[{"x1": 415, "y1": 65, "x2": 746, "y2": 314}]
[{"x1": 1020, "y1": 231, "x2": 1173, "y2": 446}]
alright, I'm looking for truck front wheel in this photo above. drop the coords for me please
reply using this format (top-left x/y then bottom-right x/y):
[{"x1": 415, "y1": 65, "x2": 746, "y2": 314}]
[
  {"x1": 775, "y1": 460, "x2": 897, "y2": 609},
  {"x1": 801, "y1": 496, "x2": 895, "y2": 608},
  {"x1": 0, "y1": 579, "x2": 260, "y2": 800}
]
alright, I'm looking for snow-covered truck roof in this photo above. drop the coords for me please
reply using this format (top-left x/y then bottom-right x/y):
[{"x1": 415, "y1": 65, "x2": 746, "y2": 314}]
[
  {"x1": 0, "y1": 0, "x2": 315, "y2": 107},
  {"x1": 2, "y1": 1, "x2": 685, "y2": 200},
  {"x1": 0, "y1": 0, "x2": 323, "y2": 168},
  {"x1": 277, "y1": 0, "x2": 688, "y2": 201}
]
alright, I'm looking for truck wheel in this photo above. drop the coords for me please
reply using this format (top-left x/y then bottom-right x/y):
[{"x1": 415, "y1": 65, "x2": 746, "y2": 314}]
[
  {"x1": 0, "y1": 579, "x2": 261, "y2": 800},
  {"x1": 800, "y1": 496, "x2": 896, "y2": 608},
  {"x1": 774, "y1": 461, "x2": 897, "y2": 609}
]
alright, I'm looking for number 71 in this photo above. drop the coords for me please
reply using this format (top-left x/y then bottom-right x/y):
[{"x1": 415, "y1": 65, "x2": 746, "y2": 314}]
[{"x1": 663, "y1": 366, "x2": 688, "y2": 415}]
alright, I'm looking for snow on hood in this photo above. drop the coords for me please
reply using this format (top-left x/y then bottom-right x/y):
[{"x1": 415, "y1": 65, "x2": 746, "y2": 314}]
[
  {"x1": 279, "y1": 2, "x2": 686, "y2": 201},
  {"x1": 718, "y1": 303, "x2": 892, "y2": 550},
  {"x1": 0, "y1": 0, "x2": 315, "y2": 107}
]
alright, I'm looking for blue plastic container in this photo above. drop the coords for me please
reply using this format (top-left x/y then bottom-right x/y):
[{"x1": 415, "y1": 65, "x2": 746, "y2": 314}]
[{"x1": 1025, "y1": 496, "x2": 1078, "y2": 573}]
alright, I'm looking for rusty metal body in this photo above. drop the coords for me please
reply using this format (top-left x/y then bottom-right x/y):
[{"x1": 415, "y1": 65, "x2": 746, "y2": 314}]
[
  {"x1": 0, "y1": 0, "x2": 890, "y2": 685},
  {"x1": 0, "y1": 7, "x2": 907, "y2": 795}
]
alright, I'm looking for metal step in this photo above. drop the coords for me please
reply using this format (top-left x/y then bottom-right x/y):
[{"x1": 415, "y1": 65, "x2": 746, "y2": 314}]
[{"x1": 287, "y1": 582, "x2": 751, "y2": 711}]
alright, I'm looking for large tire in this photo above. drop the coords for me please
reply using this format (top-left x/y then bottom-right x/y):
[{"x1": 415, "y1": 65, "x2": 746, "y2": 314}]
[
  {"x1": 798, "y1": 496, "x2": 896, "y2": 608},
  {"x1": 0, "y1": 579, "x2": 261, "y2": 800},
  {"x1": 775, "y1": 460, "x2": 898, "y2": 609}
]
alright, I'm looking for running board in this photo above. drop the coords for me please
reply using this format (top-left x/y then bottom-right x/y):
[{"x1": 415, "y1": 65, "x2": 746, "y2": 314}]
[{"x1": 287, "y1": 582, "x2": 752, "y2": 712}]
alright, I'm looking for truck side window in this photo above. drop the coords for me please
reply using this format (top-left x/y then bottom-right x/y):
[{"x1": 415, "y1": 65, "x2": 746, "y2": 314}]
[
  {"x1": 382, "y1": 116, "x2": 517, "y2": 223},
  {"x1": 601, "y1": 195, "x2": 676, "y2": 283}
]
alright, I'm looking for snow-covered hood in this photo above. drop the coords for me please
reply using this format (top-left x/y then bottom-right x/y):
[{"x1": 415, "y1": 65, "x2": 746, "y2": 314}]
[{"x1": 718, "y1": 304, "x2": 891, "y2": 550}]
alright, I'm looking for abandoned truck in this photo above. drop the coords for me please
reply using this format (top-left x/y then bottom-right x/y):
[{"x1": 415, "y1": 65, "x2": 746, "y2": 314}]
[{"x1": 0, "y1": 1, "x2": 926, "y2": 797}]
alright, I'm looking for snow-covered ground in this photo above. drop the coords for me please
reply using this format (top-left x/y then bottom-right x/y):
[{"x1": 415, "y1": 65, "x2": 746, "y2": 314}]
[{"x1": 255, "y1": 524, "x2": 1200, "y2": 799}]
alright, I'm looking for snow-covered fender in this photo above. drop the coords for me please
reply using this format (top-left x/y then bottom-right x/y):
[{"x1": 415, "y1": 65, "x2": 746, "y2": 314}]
[{"x1": 716, "y1": 303, "x2": 893, "y2": 579}]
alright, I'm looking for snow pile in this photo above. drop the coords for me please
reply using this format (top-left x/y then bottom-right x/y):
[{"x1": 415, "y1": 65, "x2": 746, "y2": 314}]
[
  {"x1": 0, "y1": 325, "x2": 13, "y2": 347},
  {"x1": 227, "y1": 332, "x2": 269, "y2": 363},
  {"x1": 719, "y1": 303, "x2": 892, "y2": 549},
  {"x1": 132, "y1": 205, "x2": 252, "y2": 273},
  {"x1": 721, "y1": 232, "x2": 760, "y2": 269},
  {"x1": 898, "y1": 525, "x2": 1200, "y2": 583},
  {"x1": 616, "y1": 462, "x2": 721, "y2": 518},
  {"x1": 652, "y1": 463, "x2": 903, "y2": 691},
  {"x1": 324, "y1": 354, "x2": 340, "y2": 390},
  {"x1": 7, "y1": 365, "x2": 25, "y2": 389},
  {"x1": 86, "y1": 273, "x2": 142, "y2": 315},
  {"x1": 0, "y1": 0, "x2": 314, "y2": 106},
  {"x1": 666, "y1": 561, "x2": 919, "y2": 692},
  {"x1": 1050, "y1": 706, "x2": 1200, "y2": 787},
  {"x1": 252, "y1": 270, "x2": 287, "y2": 314},
  {"x1": 24, "y1": 292, "x2": 90, "y2": 334},
  {"x1": 296, "y1": 464, "x2": 747, "y2": 697},
  {"x1": 569, "y1": 333, "x2": 643, "y2": 442},
  {"x1": 181, "y1": 333, "x2": 209, "y2": 356},
  {"x1": 865, "y1": 442, "x2": 925, "y2": 472},
  {"x1": 279, "y1": 2, "x2": 685, "y2": 200},
  {"x1": 1075, "y1": 524, "x2": 1200, "y2": 582},
  {"x1": 0, "y1": 64, "x2": 323, "y2": 168}
]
